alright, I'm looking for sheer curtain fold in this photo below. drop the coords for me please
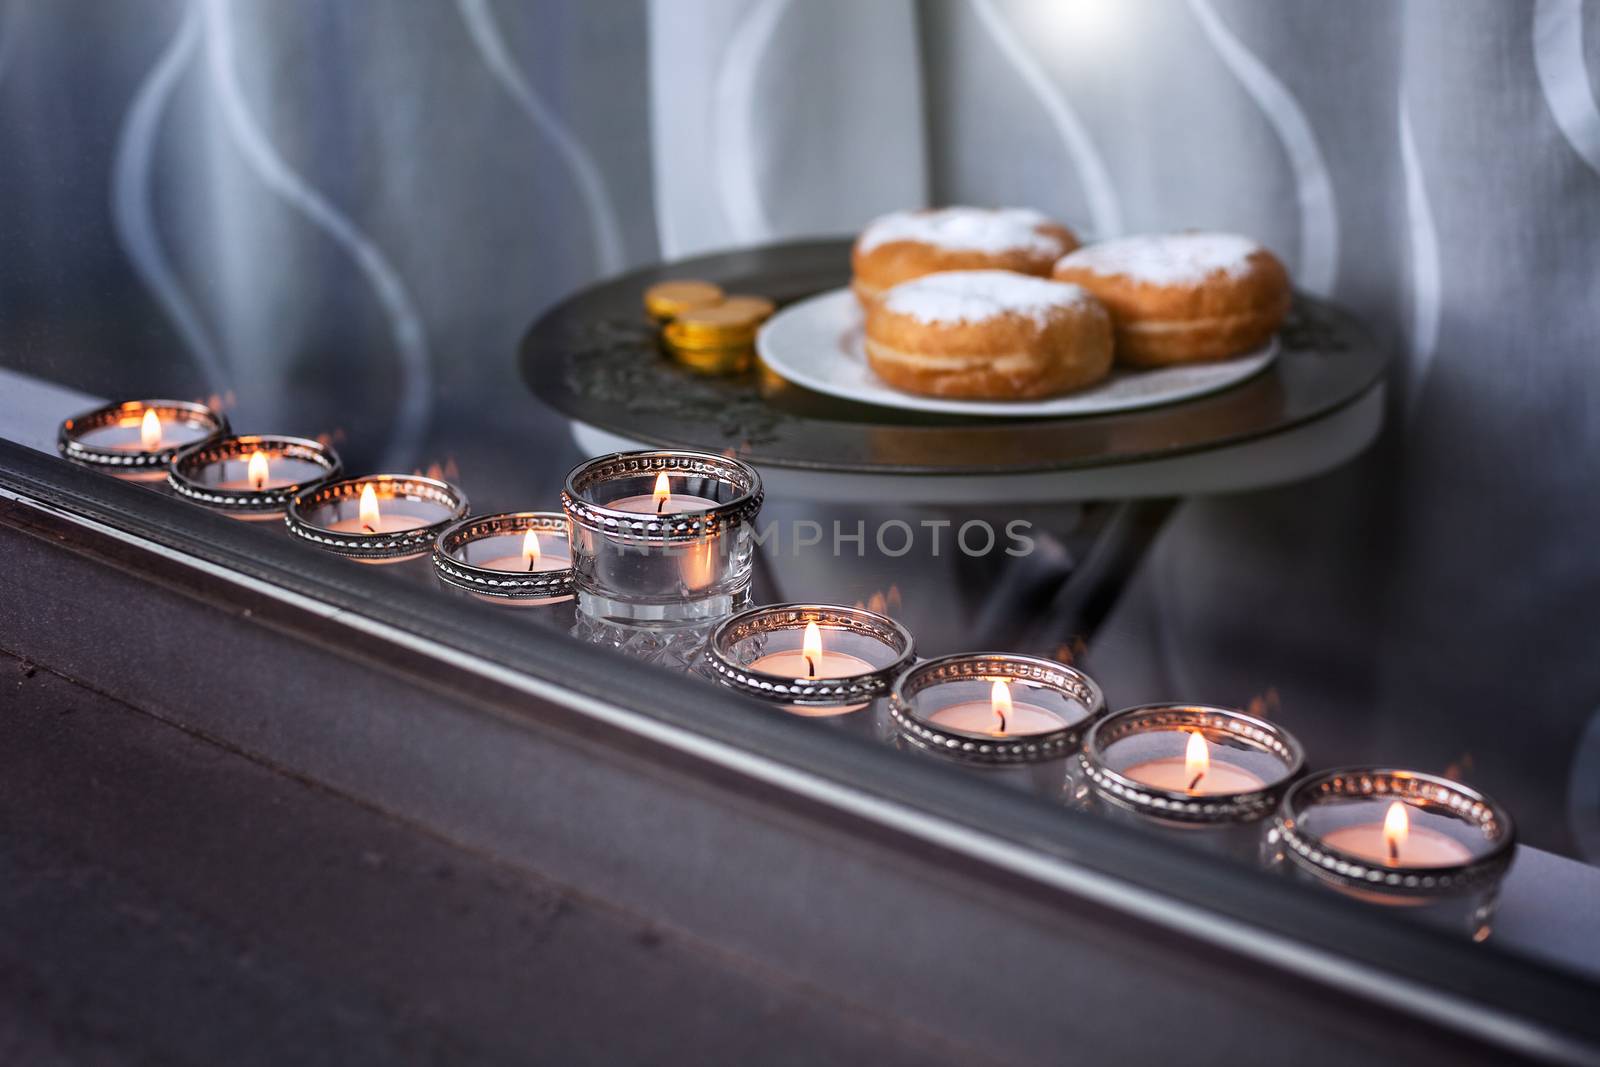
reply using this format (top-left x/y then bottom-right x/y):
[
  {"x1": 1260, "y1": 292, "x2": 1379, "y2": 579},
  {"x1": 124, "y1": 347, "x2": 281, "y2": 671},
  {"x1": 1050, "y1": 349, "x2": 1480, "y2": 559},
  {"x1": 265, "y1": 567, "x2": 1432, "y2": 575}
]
[{"x1": 646, "y1": 0, "x2": 928, "y2": 258}]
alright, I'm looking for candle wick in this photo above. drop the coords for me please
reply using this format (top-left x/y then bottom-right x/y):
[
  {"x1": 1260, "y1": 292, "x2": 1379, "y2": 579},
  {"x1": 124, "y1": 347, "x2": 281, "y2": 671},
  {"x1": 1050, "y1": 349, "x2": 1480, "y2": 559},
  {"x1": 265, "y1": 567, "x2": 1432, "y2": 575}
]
[
  {"x1": 362, "y1": 523, "x2": 375, "y2": 533},
  {"x1": 1188, "y1": 771, "x2": 1204, "y2": 792},
  {"x1": 804, "y1": 654, "x2": 816, "y2": 679},
  {"x1": 656, "y1": 496, "x2": 667, "y2": 514},
  {"x1": 1387, "y1": 838, "x2": 1399, "y2": 864},
  {"x1": 995, "y1": 711, "x2": 1007, "y2": 736},
  {"x1": 527, "y1": 557, "x2": 536, "y2": 572}
]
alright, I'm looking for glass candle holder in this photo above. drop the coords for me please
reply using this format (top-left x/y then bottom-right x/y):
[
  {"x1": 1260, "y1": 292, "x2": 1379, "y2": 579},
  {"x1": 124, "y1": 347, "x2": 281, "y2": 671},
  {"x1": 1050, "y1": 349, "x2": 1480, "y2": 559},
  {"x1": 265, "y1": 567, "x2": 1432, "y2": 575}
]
[
  {"x1": 1078, "y1": 704, "x2": 1305, "y2": 862},
  {"x1": 572, "y1": 606, "x2": 745, "y2": 673},
  {"x1": 890, "y1": 653, "x2": 1106, "y2": 801},
  {"x1": 562, "y1": 450, "x2": 763, "y2": 623},
  {"x1": 705, "y1": 603, "x2": 916, "y2": 738},
  {"x1": 58, "y1": 399, "x2": 228, "y2": 481},
  {"x1": 285, "y1": 474, "x2": 468, "y2": 563},
  {"x1": 433, "y1": 512, "x2": 573, "y2": 606},
  {"x1": 167, "y1": 434, "x2": 341, "y2": 520},
  {"x1": 1267, "y1": 768, "x2": 1515, "y2": 939}
]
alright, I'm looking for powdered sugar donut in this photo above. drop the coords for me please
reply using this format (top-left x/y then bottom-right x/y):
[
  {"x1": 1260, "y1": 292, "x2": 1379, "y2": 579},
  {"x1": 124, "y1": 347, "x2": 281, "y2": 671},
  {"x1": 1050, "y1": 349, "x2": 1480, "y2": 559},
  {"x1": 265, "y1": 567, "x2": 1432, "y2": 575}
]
[
  {"x1": 852, "y1": 207, "x2": 1079, "y2": 306},
  {"x1": 1052, "y1": 232, "x2": 1290, "y2": 367},
  {"x1": 863, "y1": 270, "x2": 1112, "y2": 400}
]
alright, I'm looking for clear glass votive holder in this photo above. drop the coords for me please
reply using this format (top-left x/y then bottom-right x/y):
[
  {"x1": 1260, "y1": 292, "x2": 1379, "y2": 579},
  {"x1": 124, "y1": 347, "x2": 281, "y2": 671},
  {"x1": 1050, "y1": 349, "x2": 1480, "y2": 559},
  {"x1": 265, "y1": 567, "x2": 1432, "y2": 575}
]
[
  {"x1": 433, "y1": 512, "x2": 573, "y2": 606},
  {"x1": 1266, "y1": 767, "x2": 1515, "y2": 940},
  {"x1": 286, "y1": 474, "x2": 469, "y2": 563},
  {"x1": 167, "y1": 434, "x2": 341, "y2": 520},
  {"x1": 705, "y1": 603, "x2": 916, "y2": 739},
  {"x1": 562, "y1": 450, "x2": 763, "y2": 624},
  {"x1": 58, "y1": 399, "x2": 229, "y2": 481},
  {"x1": 1078, "y1": 704, "x2": 1305, "y2": 862},
  {"x1": 572, "y1": 601, "x2": 748, "y2": 673},
  {"x1": 890, "y1": 653, "x2": 1107, "y2": 801}
]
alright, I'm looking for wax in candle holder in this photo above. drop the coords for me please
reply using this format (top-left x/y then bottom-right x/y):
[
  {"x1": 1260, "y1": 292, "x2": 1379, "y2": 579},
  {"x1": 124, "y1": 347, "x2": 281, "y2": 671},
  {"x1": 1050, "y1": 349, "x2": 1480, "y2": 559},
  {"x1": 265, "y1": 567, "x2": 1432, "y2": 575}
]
[
  {"x1": 562, "y1": 450, "x2": 762, "y2": 624},
  {"x1": 58, "y1": 399, "x2": 228, "y2": 481},
  {"x1": 167, "y1": 434, "x2": 341, "y2": 520},
  {"x1": 890, "y1": 653, "x2": 1106, "y2": 800},
  {"x1": 706, "y1": 603, "x2": 916, "y2": 737},
  {"x1": 286, "y1": 474, "x2": 468, "y2": 562},
  {"x1": 1078, "y1": 704, "x2": 1305, "y2": 861},
  {"x1": 433, "y1": 512, "x2": 574, "y2": 605},
  {"x1": 1267, "y1": 768, "x2": 1515, "y2": 939}
]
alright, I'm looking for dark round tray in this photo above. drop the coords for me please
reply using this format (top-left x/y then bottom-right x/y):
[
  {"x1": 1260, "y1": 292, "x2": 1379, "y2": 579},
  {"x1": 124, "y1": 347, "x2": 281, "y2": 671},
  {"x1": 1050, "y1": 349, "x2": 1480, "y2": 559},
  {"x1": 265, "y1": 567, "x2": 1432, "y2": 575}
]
[{"x1": 521, "y1": 239, "x2": 1388, "y2": 476}]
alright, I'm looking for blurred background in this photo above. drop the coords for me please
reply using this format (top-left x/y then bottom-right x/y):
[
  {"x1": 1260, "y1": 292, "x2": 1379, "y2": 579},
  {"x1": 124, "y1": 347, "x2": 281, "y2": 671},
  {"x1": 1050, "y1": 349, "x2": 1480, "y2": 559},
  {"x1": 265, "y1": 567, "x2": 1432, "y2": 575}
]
[{"x1": 1, "y1": 0, "x2": 1597, "y2": 858}]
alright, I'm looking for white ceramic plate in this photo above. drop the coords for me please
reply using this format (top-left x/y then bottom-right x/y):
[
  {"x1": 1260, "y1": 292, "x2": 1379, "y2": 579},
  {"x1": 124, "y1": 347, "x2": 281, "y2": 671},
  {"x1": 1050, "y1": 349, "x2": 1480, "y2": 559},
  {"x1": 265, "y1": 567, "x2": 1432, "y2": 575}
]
[{"x1": 756, "y1": 287, "x2": 1279, "y2": 418}]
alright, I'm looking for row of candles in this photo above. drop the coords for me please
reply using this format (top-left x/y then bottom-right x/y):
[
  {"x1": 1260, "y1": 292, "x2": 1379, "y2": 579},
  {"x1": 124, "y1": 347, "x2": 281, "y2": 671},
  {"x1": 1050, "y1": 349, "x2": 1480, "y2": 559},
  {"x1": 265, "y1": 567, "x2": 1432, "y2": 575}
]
[{"x1": 59, "y1": 398, "x2": 1515, "y2": 937}]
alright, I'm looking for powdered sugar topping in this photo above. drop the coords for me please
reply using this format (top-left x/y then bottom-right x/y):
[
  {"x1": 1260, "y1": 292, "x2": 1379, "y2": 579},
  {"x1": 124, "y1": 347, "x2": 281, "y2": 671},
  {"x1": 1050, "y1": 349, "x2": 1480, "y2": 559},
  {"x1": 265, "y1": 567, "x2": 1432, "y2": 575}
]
[
  {"x1": 858, "y1": 207, "x2": 1068, "y2": 257},
  {"x1": 881, "y1": 270, "x2": 1094, "y2": 326},
  {"x1": 1055, "y1": 232, "x2": 1264, "y2": 285}
]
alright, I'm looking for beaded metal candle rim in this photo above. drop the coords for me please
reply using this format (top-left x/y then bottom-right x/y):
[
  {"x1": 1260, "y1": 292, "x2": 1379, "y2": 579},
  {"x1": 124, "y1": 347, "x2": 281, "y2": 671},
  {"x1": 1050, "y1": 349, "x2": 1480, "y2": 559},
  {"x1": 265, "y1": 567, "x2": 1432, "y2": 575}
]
[
  {"x1": 432, "y1": 512, "x2": 573, "y2": 599},
  {"x1": 58, "y1": 399, "x2": 229, "y2": 470},
  {"x1": 890, "y1": 653, "x2": 1106, "y2": 764},
  {"x1": 1275, "y1": 767, "x2": 1515, "y2": 897},
  {"x1": 705, "y1": 603, "x2": 916, "y2": 707},
  {"x1": 1080, "y1": 704, "x2": 1306, "y2": 824},
  {"x1": 167, "y1": 434, "x2": 342, "y2": 512},
  {"x1": 562, "y1": 449, "x2": 763, "y2": 542},
  {"x1": 285, "y1": 475, "x2": 469, "y2": 560}
]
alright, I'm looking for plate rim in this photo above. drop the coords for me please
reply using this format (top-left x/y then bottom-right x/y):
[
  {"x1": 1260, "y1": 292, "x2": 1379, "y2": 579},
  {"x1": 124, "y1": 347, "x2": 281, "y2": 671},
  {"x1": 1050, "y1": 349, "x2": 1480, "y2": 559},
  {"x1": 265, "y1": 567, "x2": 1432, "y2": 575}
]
[{"x1": 756, "y1": 286, "x2": 1280, "y2": 419}]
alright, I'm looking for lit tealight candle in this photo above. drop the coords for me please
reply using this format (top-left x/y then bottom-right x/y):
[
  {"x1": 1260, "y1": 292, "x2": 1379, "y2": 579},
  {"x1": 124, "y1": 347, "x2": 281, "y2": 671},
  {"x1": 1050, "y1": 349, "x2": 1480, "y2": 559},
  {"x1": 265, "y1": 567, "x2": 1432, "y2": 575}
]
[
  {"x1": 469, "y1": 529, "x2": 573, "y2": 606},
  {"x1": 326, "y1": 483, "x2": 428, "y2": 535},
  {"x1": 61, "y1": 400, "x2": 226, "y2": 481},
  {"x1": 94, "y1": 406, "x2": 207, "y2": 451},
  {"x1": 476, "y1": 529, "x2": 568, "y2": 575},
  {"x1": 606, "y1": 472, "x2": 719, "y2": 515},
  {"x1": 1321, "y1": 800, "x2": 1475, "y2": 868},
  {"x1": 209, "y1": 449, "x2": 305, "y2": 491},
  {"x1": 139, "y1": 408, "x2": 162, "y2": 449},
  {"x1": 747, "y1": 622, "x2": 875, "y2": 717},
  {"x1": 925, "y1": 679, "x2": 1068, "y2": 737},
  {"x1": 1121, "y1": 731, "x2": 1269, "y2": 795}
]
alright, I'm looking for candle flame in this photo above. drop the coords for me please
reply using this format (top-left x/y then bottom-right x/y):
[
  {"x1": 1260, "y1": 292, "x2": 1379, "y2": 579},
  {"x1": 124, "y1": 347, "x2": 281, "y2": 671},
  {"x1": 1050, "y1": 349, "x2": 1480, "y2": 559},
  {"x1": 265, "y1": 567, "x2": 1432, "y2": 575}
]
[
  {"x1": 358, "y1": 483, "x2": 381, "y2": 532},
  {"x1": 1185, "y1": 730, "x2": 1209, "y2": 792},
  {"x1": 1383, "y1": 801, "x2": 1409, "y2": 864},
  {"x1": 247, "y1": 450, "x2": 270, "y2": 491},
  {"x1": 140, "y1": 408, "x2": 163, "y2": 449},
  {"x1": 802, "y1": 621, "x2": 822, "y2": 678},
  {"x1": 991, "y1": 679, "x2": 1012, "y2": 735},
  {"x1": 523, "y1": 529, "x2": 542, "y2": 565},
  {"x1": 652, "y1": 472, "x2": 671, "y2": 513}
]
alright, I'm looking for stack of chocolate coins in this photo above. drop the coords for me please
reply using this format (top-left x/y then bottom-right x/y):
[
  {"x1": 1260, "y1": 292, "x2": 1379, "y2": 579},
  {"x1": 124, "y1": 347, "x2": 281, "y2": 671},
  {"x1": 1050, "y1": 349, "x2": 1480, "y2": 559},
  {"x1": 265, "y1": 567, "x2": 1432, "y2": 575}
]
[{"x1": 643, "y1": 280, "x2": 775, "y2": 375}]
